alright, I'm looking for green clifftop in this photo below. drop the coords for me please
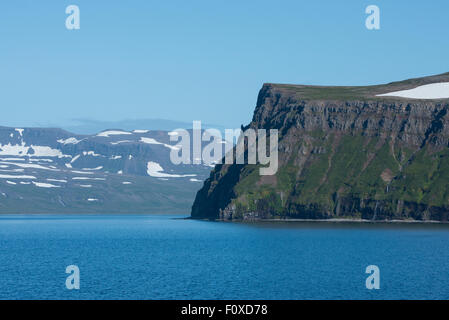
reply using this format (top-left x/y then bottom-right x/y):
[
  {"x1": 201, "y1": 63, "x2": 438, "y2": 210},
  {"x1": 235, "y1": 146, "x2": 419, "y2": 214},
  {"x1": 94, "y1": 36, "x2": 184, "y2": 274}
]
[{"x1": 191, "y1": 73, "x2": 449, "y2": 221}]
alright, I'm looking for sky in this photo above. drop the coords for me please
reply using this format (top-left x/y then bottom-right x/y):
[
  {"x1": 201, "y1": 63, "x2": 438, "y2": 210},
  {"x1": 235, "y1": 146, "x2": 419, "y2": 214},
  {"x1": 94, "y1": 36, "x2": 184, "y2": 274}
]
[{"x1": 0, "y1": 0, "x2": 448, "y2": 130}]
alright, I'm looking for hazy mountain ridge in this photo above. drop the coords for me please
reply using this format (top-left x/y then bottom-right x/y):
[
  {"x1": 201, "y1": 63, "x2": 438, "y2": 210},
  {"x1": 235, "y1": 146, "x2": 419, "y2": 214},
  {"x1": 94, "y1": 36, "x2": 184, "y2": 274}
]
[
  {"x1": 0, "y1": 126, "x2": 223, "y2": 213},
  {"x1": 191, "y1": 73, "x2": 449, "y2": 221}
]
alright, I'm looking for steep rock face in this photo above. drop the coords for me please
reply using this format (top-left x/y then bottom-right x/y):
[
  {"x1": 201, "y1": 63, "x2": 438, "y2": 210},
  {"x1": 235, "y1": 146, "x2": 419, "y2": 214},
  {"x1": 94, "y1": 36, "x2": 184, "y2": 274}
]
[{"x1": 191, "y1": 73, "x2": 449, "y2": 221}]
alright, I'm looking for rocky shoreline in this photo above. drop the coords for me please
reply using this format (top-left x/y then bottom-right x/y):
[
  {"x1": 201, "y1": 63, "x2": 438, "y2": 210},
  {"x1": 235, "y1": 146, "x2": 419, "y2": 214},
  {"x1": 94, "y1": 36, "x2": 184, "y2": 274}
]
[{"x1": 191, "y1": 216, "x2": 449, "y2": 224}]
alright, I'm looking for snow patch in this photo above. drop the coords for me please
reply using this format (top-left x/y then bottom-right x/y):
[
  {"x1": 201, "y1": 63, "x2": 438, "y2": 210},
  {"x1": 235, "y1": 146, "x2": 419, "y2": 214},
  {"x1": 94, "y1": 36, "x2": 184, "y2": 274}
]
[
  {"x1": 32, "y1": 181, "x2": 60, "y2": 188},
  {"x1": 57, "y1": 137, "x2": 81, "y2": 145},
  {"x1": 140, "y1": 137, "x2": 180, "y2": 151},
  {"x1": 71, "y1": 170, "x2": 94, "y2": 175},
  {"x1": 133, "y1": 130, "x2": 149, "y2": 133},
  {"x1": 82, "y1": 166, "x2": 103, "y2": 171},
  {"x1": 377, "y1": 82, "x2": 449, "y2": 99},
  {"x1": 140, "y1": 137, "x2": 160, "y2": 144},
  {"x1": 29, "y1": 158, "x2": 53, "y2": 162},
  {"x1": 0, "y1": 143, "x2": 70, "y2": 158},
  {"x1": 70, "y1": 155, "x2": 80, "y2": 163},
  {"x1": 47, "y1": 179, "x2": 67, "y2": 183},
  {"x1": 31, "y1": 145, "x2": 70, "y2": 158},
  {"x1": 83, "y1": 151, "x2": 102, "y2": 157},
  {"x1": 0, "y1": 161, "x2": 58, "y2": 171},
  {"x1": 97, "y1": 130, "x2": 132, "y2": 137},
  {"x1": 0, "y1": 168, "x2": 25, "y2": 172},
  {"x1": 146, "y1": 161, "x2": 196, "y2": 178},
  {"x1": 0, "y1": 158, "x2": 25, "y2": 161},
  {"x1": 110, "y1": 140, "x2": 132, "y2": 145}
]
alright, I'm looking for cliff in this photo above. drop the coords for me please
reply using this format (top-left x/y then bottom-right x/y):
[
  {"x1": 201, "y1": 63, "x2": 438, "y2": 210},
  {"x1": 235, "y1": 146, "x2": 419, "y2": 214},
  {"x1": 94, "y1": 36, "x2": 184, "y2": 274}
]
[{"x1": 191, "y1": 72, "x2": 449, "y2": 221}]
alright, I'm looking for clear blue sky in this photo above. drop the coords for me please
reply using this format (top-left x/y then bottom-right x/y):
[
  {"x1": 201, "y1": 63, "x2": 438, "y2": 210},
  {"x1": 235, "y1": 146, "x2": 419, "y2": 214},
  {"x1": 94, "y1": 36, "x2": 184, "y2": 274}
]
[{"x1": 0, "y1": 0, "x2": 448, "y2": 129}]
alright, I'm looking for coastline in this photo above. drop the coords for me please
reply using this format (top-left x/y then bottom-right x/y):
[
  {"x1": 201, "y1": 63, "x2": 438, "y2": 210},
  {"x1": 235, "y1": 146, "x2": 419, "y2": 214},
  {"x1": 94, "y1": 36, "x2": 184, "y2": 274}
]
[
  {"x1": 262, "y1": 218, "x2": 449, "y2": 224},
  {"x1": 190, "y1": 217, "x2": 449, "y2": 224}
]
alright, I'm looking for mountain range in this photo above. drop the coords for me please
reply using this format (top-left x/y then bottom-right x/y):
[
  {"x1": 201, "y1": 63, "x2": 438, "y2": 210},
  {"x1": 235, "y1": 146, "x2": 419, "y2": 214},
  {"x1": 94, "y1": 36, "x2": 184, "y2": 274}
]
[{"x1": 0, "y1": 126, "x2": 228, "y2": 214}]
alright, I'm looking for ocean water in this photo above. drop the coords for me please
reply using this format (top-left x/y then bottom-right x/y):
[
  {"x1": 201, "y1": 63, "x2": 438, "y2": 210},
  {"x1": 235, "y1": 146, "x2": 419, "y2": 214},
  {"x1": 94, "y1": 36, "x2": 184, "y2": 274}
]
[{"x1": 0, "y1": 214, "x2": 448, "y2": 300}]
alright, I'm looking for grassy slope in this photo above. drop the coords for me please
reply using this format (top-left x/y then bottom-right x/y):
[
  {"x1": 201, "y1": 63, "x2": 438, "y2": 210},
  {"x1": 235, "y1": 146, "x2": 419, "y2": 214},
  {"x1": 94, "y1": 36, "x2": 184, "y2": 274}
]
[
  {"x1": 267, "y1": 72, "x2": 449, "y2": 101},
  {"x1": 228, "y1": 131, "x2": 449, "y2": 219},
  {"x1": 0, "y1": 175, "x2": 199, "y2": 214}
]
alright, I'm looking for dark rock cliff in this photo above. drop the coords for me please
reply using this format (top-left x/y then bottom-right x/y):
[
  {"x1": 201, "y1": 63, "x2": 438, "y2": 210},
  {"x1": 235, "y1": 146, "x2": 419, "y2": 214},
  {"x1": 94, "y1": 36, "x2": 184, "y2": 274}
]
[{"x1": 191, "y1": 72, "x2": 449, "y2": 221}]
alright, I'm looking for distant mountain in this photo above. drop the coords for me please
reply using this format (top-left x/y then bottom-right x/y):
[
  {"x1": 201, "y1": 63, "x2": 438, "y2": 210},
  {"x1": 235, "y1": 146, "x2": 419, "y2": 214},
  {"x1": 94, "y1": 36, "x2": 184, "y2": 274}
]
[
  {"x1": 192, "y1": 72, "x2": 449, "y2": 221},
  {"x1": 0, "y1": 126, "x2": 230, "y2": 214},
  {"x1": 62, "y1": 118, "x2": 227, "y2": 135}
]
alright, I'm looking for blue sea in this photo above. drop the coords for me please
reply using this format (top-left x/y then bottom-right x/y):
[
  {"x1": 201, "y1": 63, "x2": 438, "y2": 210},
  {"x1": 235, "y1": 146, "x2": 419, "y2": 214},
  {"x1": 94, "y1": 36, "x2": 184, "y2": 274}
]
[{"x1": 0, "y1": 214, "x2": 448, "y2": 300}]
